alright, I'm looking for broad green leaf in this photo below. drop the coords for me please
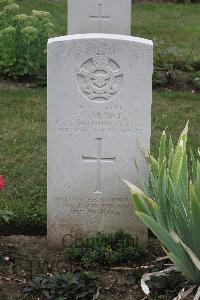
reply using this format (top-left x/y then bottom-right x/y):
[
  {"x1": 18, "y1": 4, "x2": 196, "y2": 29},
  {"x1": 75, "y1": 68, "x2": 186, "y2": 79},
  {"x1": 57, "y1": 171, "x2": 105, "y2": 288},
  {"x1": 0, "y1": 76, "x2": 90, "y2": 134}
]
[
  {"x1": 168, "y1": 135, "x2": 174, "y2": 173},
  {"x1": 158, "y1": 130, "x2": 166, "y2": 168},
  {"x1": 179, "y1": 151, "x2": 189, "y2": 205},
  {"x1": 168, "y1": 177, "x2": 189, "y2": 220},
  {"x1": 190, "y1": 149, "x2": 197, "y2": 183},
  {"x1": 134, "y1": 159, "x2": 153, "y2": 199},
  {"x1": 173, "y1": 205, "x2": 192, "y2": 248},
  {"x1": 157, "y1": 160, "x2": 168, "y2": 228},
  {"x1": 178, "y1": 121, "x2": 188, "y2": 149},
  {"x1": 194, "y1": 160, "x2": 200, "y2": 196},
  {"x1": 136, "y1": 212, "x2": 181, "y2": 257},
  {"x1": 132, "y1": 194, "x2": 152, "y2": 217},
  {"x1": 124, "y1": 180, "x2": 146, "y2": 197},
  {"x1": 189, "y1": 182, "x2": 200, "y2": 258},
  {"x1": 171, "y1": 231, "x2": 200, "y2": 271},
  {"x1": 172, "y1": 139, "x2": 184, "y2": 185},
  {"x1": 137, "y1": 212, "x2": 199, "y2": 283},
  {"x1": 169, "y1": 252, "x2": 199, "y2": 284}
]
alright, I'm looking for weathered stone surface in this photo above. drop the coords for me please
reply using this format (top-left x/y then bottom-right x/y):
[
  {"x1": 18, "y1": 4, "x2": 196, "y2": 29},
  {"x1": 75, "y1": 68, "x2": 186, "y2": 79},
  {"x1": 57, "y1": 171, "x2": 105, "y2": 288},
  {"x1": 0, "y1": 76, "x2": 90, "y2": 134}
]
[
  {"x1": 68, "y1": 0, "x2": 131, "y2": 35},
  {"x1": 47, "y1": 34, "x2": 153, "y2": 247}
]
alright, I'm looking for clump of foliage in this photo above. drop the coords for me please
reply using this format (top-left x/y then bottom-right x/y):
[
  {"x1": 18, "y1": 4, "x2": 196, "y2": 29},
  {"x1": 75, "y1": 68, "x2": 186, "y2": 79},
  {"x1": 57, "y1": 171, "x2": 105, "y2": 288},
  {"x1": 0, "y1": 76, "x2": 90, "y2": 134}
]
[
  {"x1": 153, "y1": 68, "x2": 168, "y2": 88},
  {"x1": 126, "y1": 260, "x2": 186, "y2": 299},
  {"x1": 190, "y1": 71, "x2": 200, "y2": 90},
  {"x1": 0, "y1": 209, "x2": 13, "y2": 225},
  {"x1": 125, "y1": 122, "x2": 200, "y2": 284},
  {"x1": 153, "y1": 41, "x2": 199, "y2": 87},
  {"x1": 65, "y1": 231, "x2": 141, "y2": 268},
  {"x1": 0, "y1": 0, "x2": 54, "y2": 79},
  {"x1": 0, "y1": 176, "x2": 13, "y2": 225},
  {"x1": 23, "y1": 270, "x2": 99, "y2": 300}
]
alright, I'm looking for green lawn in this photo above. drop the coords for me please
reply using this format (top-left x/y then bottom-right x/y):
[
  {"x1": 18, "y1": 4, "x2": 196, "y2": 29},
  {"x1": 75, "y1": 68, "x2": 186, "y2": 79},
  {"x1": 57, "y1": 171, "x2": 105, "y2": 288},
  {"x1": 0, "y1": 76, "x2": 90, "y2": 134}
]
[
  {"x1": 16, "y1": 0, "x2": 200, "y2": 57},
  {"x1": 0, "y1": 88, "x2": 199, "y2": 226},
  {"x1": 0, "y1": 88, "x2": 47, "y2": 225}
]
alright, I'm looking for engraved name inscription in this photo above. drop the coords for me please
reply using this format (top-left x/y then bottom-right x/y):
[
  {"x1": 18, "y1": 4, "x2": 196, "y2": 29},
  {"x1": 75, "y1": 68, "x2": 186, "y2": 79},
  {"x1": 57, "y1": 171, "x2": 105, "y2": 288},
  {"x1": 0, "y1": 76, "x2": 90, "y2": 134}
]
[{"x1": 56, "y1": 104, "x2": 143, "y2": 136}]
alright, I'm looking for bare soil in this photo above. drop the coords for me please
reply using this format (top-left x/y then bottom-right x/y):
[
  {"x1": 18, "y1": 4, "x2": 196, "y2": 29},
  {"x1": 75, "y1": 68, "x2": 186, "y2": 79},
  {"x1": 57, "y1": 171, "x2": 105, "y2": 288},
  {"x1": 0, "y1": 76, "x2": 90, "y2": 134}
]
[
  {"x1": 0, "y1": 235, "x2": 196, "y2": 300},
  {"x1": 0, "y1": 75, "x2": 39, "y2": 89}
]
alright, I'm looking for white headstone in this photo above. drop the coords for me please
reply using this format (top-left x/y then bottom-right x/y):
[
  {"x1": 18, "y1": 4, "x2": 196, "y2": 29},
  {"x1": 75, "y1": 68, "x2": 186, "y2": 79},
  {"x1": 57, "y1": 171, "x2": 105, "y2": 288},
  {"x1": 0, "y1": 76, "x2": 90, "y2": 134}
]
[
  {"x1": 68, "y1": 0, "x2": 132, "y2": 35},
  {"x1": 47, "y1": 34, "x2": 153, "y2": 247}
]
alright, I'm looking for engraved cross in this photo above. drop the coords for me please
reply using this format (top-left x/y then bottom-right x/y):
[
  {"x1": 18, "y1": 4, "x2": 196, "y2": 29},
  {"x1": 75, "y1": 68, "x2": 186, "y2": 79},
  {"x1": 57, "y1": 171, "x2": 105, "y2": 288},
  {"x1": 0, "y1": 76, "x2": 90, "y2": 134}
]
[
  {"x1": 89, "y1": 4, "x2": 111, "y2": 31},
  {"x1": 82, "y1": 138, "x2": 116, "y2": 194}
]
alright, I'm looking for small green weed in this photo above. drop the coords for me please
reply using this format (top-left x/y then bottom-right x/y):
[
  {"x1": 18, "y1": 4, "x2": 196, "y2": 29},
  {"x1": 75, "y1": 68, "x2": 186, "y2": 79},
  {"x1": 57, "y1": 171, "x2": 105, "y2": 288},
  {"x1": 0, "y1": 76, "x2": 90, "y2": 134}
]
[
  {"x1": 190, "y1": 71, "x2": 200, "y2": 90},
  {"x1": 23, "y1": 270, "x2": 99, "y2": 300},
  {"x1": 153, "y1": 68, "x2": 168, "y2": 88},
  {"x1": 64, "y1": 231, "x2": 141, "y2": 269},
  {"x1": 0, "y1": 209, "x2": 14, "y2": 225}
]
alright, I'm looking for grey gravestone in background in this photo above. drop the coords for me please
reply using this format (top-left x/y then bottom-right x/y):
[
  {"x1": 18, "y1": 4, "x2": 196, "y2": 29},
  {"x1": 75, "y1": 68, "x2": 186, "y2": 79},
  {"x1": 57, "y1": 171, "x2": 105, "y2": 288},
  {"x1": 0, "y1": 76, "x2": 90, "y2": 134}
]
[
  {"x1": 47, "y1": 34, "x2": 153, "y2": 247},
  {"x1": 68, "y1": 0, "x2": 132, "y2": 35}
]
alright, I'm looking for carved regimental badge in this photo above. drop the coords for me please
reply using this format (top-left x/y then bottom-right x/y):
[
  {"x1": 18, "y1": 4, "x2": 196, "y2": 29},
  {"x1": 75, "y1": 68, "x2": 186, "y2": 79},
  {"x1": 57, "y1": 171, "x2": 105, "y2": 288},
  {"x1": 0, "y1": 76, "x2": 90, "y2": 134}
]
[{"x1": 77, "y1": 52, "x2": 123, "y2": 102}]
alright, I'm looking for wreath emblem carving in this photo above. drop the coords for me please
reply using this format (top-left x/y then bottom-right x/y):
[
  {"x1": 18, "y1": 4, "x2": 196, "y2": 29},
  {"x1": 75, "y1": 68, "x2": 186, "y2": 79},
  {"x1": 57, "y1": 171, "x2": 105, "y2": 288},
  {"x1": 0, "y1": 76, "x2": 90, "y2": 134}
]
[{"x1": 77, "y1": 52, "x2": 123, "y2": 102}]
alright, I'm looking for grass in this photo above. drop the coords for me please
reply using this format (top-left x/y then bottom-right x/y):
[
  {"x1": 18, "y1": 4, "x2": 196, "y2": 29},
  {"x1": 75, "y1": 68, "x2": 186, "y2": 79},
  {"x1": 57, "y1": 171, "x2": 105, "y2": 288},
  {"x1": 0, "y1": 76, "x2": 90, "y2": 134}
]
[
  {"x1": 0, "y1": 88, "x2": 199, "y2": 225},
  {"x1": 0, "y1": 88, "x2": 46, "y2": 225},
  {"x1": 151, "y1": 90, "x2": 200, "y2": 155},
  {"x1": 16, "y1": 0, "x2": 200, "y2": 57},
  {"x1": 132, "y1": 3, "x2": 199, "y2": 56}
]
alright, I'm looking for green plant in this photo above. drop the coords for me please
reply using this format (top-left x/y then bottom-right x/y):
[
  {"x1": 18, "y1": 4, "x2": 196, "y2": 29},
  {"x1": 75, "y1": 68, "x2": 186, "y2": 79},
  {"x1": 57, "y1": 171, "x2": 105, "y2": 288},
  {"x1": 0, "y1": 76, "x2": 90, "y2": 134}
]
[
  {"x1": 0, "y1": 176, "x2": 13, "y2": 224},
  {"x1": 23, "y1": 270, "x2": 99, "y2": 300},
  {"x1": 125, "y1": 123, "x2": 200, "y2": 284},
  {"x1": 64, "y1": 231, "x2": 141, "y2": 268},
  {"x1": 190, "y1": 71, "x2": 200, "y2": 90},
  {"x1": 154, "y1": 42, "x2": 197, "y2": 85},
  {"x1": 0, "y1": 209, "x2": 13, "y2": 225},
  {"x1": 153, "y1": 68, "x2": 167, "y2": 88},
  {"x1": 0, "y1": 0, "x2": 54, "y2": 78}
]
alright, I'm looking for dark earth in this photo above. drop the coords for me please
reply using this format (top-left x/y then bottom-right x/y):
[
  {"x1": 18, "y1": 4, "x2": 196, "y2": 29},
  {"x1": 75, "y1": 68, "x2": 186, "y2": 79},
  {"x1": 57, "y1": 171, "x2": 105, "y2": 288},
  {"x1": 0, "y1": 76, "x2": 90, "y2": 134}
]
[{"x1": 0, "y1": 236, "x2": 196, "y2": 300}]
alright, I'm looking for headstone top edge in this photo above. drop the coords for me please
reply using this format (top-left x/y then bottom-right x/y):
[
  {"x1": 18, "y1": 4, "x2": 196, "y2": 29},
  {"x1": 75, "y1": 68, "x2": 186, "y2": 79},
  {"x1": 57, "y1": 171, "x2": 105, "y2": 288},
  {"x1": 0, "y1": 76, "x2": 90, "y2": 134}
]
[{"x1": 48, "y1": 34, "x2": 153, "y2": 47}]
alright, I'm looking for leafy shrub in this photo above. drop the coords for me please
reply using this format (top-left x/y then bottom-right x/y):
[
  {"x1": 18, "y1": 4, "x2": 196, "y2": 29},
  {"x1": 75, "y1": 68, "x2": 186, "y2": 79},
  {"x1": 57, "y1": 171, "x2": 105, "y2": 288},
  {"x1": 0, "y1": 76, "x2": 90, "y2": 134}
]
[
  {"x1": 190, "y1": 71, "x2": 200, "y2": 90},
  {"x1": 125, "y1": 123, "x2": 200, "y2": 284},
  {"x1": 153, "y1": 41, "x2": 200, "y2": 87},
  {"x1": 192, "y1": 59, "x2": 200, "y2": 72},
  {"x1": 0, "y1": 209, "x2": 13, "y2": 225},
  {"x1": 0, "y1": 0, "x2": 54, "y2": 79},
  {"x1": 0, "y1": 176, "x2": 13, "y2": 224},
  {"x1": 154, "y1": 42, "x2": 198, "y2": 84},
  {"x1": 64, "y1": 231, "x2": 141, "y2": 268},
  {"x1": 23, "y1": 270, "x2": 99, "y2": 300},
  {"x1": 153, "y1": 68, "x2": 167, "y2": 88}
]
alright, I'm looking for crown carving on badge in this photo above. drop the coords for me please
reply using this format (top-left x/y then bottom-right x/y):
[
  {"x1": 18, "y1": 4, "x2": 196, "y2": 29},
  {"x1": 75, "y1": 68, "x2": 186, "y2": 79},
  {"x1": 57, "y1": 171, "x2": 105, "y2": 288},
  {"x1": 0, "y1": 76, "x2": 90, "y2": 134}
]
[{"x1": 92, "y1": 52, "x2": 109, "y2": 67}]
